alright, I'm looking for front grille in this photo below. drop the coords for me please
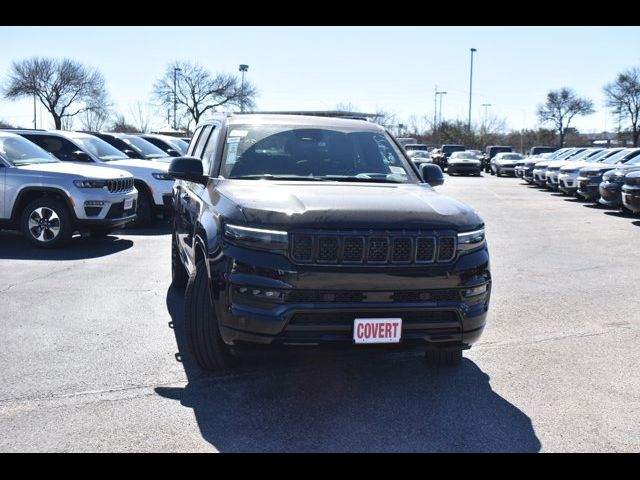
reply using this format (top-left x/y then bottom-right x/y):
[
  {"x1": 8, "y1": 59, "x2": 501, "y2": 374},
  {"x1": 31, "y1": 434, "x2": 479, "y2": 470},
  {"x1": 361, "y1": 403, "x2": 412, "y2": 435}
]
[
  {"x1": 625, "y1": 176, "x2": 640, "y2": 186},
  {"x1": 438, "y1": 237, "x2": 455, "y2": 262},
  {"x1": 290, "y1": 231, "x2": 456, "y2": 265},
  {"x1": 284, "y1": 289, "x2": 460, "y2": 304},
  {"x1": 107, "y1": 178, "x2": 134, "y2": 193}
]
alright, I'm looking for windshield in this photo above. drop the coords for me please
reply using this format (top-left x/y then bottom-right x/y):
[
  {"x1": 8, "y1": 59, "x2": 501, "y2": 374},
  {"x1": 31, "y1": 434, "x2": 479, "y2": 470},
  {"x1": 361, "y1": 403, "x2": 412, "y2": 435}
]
[
  {"x1": 171, "y1": 138, "x2": 189, "y2": 154},
  {"x1": 602, "y1": 149, "x2": 637, "y2": 164},
  {"x1": 123, "y1": 136, "x2": 168, "y2": 159},
  {"x1": 443, "y1": 146, "x2": 464, "y2": 155},
  {"x1": 569, "y1": 149, "x2": 601, "y2": 161},
  {"x1": 0, "y1": 136, "x2": 58, "y2": 165},
  {"x1": 409, "y1": 151, "x2": 429, "y2": 158},
  {"x1": 221, "y1": 126, "x2": 416, "y2": 183},
  {"x1": 499, "y1": 153, "x2": 523, "y2": 160},
  {"x1": 623, "y1": 154, "x2": 640, "y2": 165},
  {"x1": 73, "y1": 136, "x2": 129, "y2": 161},
  {"x1": 451, "y1": 152, "x2": 479, "y2": 160}
]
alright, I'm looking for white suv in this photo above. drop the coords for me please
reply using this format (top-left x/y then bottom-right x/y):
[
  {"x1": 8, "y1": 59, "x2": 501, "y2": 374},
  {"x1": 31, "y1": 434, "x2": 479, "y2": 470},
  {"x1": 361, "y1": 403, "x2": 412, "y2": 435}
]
[
  {"x1": 11, "y1": 130, "x2": 175, "y2": 227},
  {"x1": 0, "y1": 132, "x2": 137, "y2": 247}
]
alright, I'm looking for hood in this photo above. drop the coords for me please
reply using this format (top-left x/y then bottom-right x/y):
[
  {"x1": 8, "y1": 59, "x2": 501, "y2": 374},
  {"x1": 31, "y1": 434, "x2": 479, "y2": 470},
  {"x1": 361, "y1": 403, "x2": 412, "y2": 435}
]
[
  {"x1": 107, "y1": 158, "x2": 170, "y2": 172},
  {"x1": 16, "y1": 162, "x2": 132, "y2": 179},
  {"x1": 559, "y1": 160, "x2": 594, "y2": 172},
  {"x1": 533, "y1": 161, "x2": 552, "y2": 168},
  {"x1": 215, "y1": 180, "x2": 483, "y2": 231},
  {"x1": 580, "y1": 164, "x2": 620, "y2": 174},
  {"x1": 605, "y1": 165, "x2": 640, "y2": 179}
]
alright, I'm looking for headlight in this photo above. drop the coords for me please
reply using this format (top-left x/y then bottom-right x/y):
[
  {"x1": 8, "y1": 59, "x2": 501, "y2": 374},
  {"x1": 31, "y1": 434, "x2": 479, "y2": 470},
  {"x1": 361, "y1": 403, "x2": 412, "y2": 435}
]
[
  {"x1": 223, "y1": 224, "x2": 288, "y2": 251},
  {"x1": 457, "y1": 228, "x2": 485, "y2": 252},
  {"x1": 152, "y1": 172, "x2": 173, "y2": 180},
  {"x1": 73, "y1": 179, "x2": 108, "y2": 188}
]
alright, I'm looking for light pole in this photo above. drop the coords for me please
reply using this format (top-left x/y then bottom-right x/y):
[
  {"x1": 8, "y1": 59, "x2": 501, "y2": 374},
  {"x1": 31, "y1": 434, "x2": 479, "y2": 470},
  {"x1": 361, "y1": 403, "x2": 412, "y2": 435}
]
[
  {"x1": 173, "y1": 67, "x2": 182, "y2": 130},
  {"x1": 468, "y1": 48, "x2": 477, "y2": 131},
  {"x1": 437, "y1": 91, "x2": 447, "y2": 127},
  {"x1": 481, "y1": 103, "x2": 492, "y2": 130},
  {"x1": 239, "y1": 64, "x2": 249, "y2": 113},
  {"x1": 33, "y1": 93, "x2": 37, "y2": 129}
]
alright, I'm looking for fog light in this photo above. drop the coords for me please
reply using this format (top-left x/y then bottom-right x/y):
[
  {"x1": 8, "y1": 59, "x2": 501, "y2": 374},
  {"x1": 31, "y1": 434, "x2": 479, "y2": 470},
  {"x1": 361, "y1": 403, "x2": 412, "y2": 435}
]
[
  {"x1": 84, "y1": 201, "x2": 106, "y2": 207},
  {"x1": 463, "y1": 284, "x2": 488, "y2": 297}
]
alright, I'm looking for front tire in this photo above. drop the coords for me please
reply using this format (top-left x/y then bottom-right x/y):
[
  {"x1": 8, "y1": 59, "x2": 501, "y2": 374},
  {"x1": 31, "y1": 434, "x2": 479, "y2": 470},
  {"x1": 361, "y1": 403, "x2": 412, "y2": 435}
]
[
  {"x1": 171, "y1": 233, "x2": 189, "y2": 289},
  {"x1": 130, "y1": 189, "x2": 152, "y2": 228},
  {"x1": 21, "y1": 197, "x2": 73, "y2": 248},
  {"x1": 426, "y1": 348, "x2": 462, "y2": 366},
  {"x1": 184, "y1": 259, "x2": 235, "y2": 371}
]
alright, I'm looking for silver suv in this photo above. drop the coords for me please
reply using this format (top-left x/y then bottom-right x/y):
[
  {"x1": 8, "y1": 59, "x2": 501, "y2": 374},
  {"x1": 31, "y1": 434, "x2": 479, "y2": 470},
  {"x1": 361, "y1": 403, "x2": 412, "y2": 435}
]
[
  {"x1": 8, "y1": 130, "x2": 174, "y2": 228},
  {"x1": 0, "y1": 132, "x2": 137, "y2": 247}
]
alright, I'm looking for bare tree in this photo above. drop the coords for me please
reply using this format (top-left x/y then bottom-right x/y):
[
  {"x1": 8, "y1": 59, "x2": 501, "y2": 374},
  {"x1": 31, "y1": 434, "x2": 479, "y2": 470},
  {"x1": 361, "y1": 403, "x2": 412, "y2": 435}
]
[
  {"x1": 537, "y1": 88, "x2": 594, "y2": 147},
  {"x1": 109, "y1": 114, "x2": 139, "y2": 133},
  {"x1": 3, "y1": 57, "x2": 109, "y2": 130},
  {"x1": 153, "y1": 61, "x2": 257, "y2": 126},
  {"x1": 372, "y1": 107, "x2": 397, "y2": 130},
  {"x1": 0, "y1": 119, "x2": 14, "y2": 128},
  {"x1": 604, "y1": 67, "x2": 640, "y2": 146},
  {"x1": 129, "y1": 101, "x2": 153, "y2": 133}
]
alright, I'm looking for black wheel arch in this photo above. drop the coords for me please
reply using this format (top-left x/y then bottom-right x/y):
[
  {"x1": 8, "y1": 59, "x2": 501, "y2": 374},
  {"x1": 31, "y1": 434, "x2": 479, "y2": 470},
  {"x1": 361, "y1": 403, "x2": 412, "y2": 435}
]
[{"x1": 11, "y1": 187, "x2": 76, "y2": 224}]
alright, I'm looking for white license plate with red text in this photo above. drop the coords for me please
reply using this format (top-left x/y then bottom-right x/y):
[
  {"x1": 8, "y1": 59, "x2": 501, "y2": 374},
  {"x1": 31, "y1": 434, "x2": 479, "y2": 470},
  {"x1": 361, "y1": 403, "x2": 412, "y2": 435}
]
[{"x1": 353, "y1": 318, "x2": 402, "y2": 344}]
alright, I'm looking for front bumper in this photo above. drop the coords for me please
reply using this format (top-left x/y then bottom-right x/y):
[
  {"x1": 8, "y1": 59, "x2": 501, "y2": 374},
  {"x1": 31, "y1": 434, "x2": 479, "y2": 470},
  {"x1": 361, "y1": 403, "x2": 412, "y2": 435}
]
[
  {"x1": 577, "y1": 177, "x2": 602, "y2": 200},
  {"x1": 622, "y1": 184, "x2": 640, "y2": 213},
  {"x1": 558, "y1": 172, "x2": 579, "y2": 194},
  {"x1": 598, "y1": 181, "x2": 623, "y2": 207},
  {"x1": 448, "y1": 163, "x2": 481, "y2": 174},
  {"x1": 497, "y1": 165, "x2": 517, "y2": 175},
  {"x1": 210, "y1": 245, "x2": 491, "y2": 350},
  {"x1": 546, "y1": 171, "x2": 560, "y2": 189},
  {"x1": 533, "y1": 169, "x2": 547, "y2": 185},
  {"x1": 72, "y1": 188, "x2": 138, "y2": 221}
]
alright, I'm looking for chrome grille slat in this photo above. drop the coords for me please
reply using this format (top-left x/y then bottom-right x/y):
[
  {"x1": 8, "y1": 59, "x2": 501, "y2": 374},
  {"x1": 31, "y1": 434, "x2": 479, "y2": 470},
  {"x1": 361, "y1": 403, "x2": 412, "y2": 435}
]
[
  {"x1": 107, "y1": 178, "x2": 134, "y2": 193},
  {"x1": 290, "y1": 231, "x2": 456, "y2": 265}
]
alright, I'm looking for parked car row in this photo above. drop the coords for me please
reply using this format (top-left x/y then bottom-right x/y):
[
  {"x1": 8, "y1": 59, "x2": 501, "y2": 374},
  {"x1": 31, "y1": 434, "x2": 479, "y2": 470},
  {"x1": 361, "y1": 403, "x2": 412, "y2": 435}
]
[
  {"x1": 515, "y1": 146, "x2": 640, "y2": 214},
  {"x1": 406, "y1": 143, "x2": 557, "y2": 179},
  {"x1": 0, "y1": 129, "x2": 191, "y2": 247}
]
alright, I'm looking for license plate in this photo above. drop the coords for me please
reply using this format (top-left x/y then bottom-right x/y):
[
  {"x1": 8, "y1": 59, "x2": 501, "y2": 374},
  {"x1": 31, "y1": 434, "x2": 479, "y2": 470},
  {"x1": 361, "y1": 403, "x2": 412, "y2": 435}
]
[
  {"x1": 353, "y1": 318, "x2": 402, "y2": 344},
  {"x1": 123, "y1": 198, "x2": 134, "y2": 210}
]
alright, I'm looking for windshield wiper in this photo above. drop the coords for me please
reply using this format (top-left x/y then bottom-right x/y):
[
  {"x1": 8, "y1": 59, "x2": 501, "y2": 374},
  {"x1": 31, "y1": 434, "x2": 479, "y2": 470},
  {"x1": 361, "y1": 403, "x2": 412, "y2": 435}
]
[
  {"x1": 318, "y1": 175, "x2": 404, "y2": 183},
  {"x1": 232, "y1": 174, "x2": 325, "y2": 181}
]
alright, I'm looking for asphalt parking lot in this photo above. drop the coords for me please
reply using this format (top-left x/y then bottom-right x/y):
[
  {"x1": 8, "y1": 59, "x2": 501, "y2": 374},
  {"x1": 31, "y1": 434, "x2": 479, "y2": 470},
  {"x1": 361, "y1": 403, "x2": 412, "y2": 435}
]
[{"x1": 0, "y1": 174, "x2": 639, "y2": 452}]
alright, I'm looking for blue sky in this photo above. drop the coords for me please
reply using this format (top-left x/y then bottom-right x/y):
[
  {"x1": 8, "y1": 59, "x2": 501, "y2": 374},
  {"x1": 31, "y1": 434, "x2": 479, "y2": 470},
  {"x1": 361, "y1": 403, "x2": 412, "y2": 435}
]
[{"x1": 1, "y1": 26, "x2": 639, "y2": 132}]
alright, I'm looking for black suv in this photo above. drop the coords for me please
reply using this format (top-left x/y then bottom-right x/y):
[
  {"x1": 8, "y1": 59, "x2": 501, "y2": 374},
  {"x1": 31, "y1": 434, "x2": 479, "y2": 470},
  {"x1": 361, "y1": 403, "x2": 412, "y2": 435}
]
[
  {"x1": 482, "y1": 146, "x2": 512, "y2": 173},
  {"x1": 169, "y1": 114, "x2": 491, "y2": 371},
  {"x1": 431, "y1": 144, "x2": 465, "y2": 169}
]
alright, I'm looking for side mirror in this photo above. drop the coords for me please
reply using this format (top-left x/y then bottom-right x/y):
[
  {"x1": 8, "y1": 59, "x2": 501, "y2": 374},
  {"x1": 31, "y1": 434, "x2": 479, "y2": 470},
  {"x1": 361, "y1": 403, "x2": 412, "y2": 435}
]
[
  {"x1": 420, "y1": 163, "x2": 444, "y2": 187},
  {"x1": 72, "y1": 150, "x2": 92, "y2": 162},
  {"x1": 168, "y1": 156, "x2": 207, "y2": 185}
]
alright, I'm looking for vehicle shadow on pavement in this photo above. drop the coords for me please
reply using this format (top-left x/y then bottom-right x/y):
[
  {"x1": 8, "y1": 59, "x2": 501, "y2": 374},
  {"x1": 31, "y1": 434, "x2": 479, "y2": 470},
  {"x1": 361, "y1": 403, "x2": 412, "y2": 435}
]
[
  {"x1": 157, "y1": 287, "x2": 541, "y2": 452},
  {"x1": 0, "y1": 231, "x2": 133, "y2": 260},
  {"x1": 118, "y1": 222, "x2": 171, "y2": 236}
]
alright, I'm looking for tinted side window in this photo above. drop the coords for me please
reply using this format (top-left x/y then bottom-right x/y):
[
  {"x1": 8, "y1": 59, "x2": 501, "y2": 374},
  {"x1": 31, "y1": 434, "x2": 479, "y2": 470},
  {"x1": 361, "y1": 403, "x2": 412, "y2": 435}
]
[
  {"x1": 193, "y1": 126, "x2": 213, "y2": 159},
  {"x1": 22, "y1": 135, "x2": 82, "y2": 162},
  {"x1": 201, "y1": 125, "x2": 220, "y2": 176},
  {"x1": 187, "y1": 127, "x2": 204, "y2": 157}
]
